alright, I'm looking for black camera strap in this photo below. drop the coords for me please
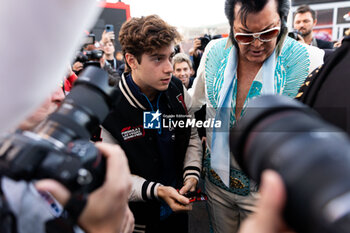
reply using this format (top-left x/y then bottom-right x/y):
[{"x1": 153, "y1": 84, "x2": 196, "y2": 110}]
[{"x1": 64, "y1": 192, "x2": 88, "y2": 224}]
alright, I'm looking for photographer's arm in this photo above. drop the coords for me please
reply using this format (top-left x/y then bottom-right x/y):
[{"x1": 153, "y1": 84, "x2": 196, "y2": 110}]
[{"x1": 36, "y1": 142, "x2": 132, "y2": 233}]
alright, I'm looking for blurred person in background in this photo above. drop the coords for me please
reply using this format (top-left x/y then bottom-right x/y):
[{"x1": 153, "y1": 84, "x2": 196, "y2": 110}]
[
  {"x1": 172, "y1": 53, "x2": 207, "y2": 143},
  {"x1": 293, "y1": 5, "x2": 333, "y2": 49},
  {"x1": 172, "y1": 53, "x2": 195, "y2": 89},
  {"x1": 103, "y1": 40, "x2": 118, "y2": 70},
  {"x1": 190, "y1": 34, "x2": 211, "y2": 77},
  {"x1": 116, "y1": 50, "x2": 126, "y2": 68}
]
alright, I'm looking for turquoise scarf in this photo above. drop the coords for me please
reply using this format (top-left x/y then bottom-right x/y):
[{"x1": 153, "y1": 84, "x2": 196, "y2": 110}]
[{"x1": 211, "y1": 47, "x2": 277, "y2": 187}]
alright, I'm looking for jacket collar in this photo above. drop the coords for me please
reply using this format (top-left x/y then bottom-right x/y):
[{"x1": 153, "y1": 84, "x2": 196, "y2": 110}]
[
  {"x1": 119, "y1": 73, "x2": 162, "y2": 110},
  {"x1": 119, "y1": 73, "x2": 147, "y2": 110}
]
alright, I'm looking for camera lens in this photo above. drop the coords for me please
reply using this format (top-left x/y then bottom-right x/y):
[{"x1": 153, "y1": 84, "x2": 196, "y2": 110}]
[
  {"x1": 230, "y1": 95, "x2": 350, "y2": 233},
  {"x1": 35, "y1": 66, "x2": 117, "y2": 144}
]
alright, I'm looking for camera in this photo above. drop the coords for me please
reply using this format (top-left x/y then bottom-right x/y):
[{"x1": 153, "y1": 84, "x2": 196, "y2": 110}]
[
  {"x1": 174, "y1": 44, "x2": 180, "y2": 55},
  {"x1": 75, "y1": 33, "x2": 104, "y2": 71},
  {"x1": 198, "y1": 34, "x2": 211, "y2": 51},
  {"x1": 0, "y1": 66, "x2": 118, "y2": 193},
  {"x1": 288, "y1": 30, "x2": 302, "y2": 40},
  {"x1": 230, "y1": 95, "x2": 350, "y2": 233}
]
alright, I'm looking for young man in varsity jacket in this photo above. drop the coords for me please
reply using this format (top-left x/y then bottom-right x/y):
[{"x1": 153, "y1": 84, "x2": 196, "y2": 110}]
[{"x1": 101, "y1": 15, "x2": 202, "y2": 233}]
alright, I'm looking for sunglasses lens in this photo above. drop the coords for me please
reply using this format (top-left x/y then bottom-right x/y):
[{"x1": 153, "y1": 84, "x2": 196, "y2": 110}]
[
  {"x1": 260, "y1": 29, "x2": 280, "y2": 41},
  {"x1": 235, "y1": 35, "x2": 254, "y2": 44}
]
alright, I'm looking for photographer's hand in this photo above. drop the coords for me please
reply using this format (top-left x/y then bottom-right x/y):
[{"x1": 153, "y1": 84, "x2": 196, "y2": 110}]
[
  {"x1": 238, "y1": 170, "x2": 295, "y2": 233},
  {"x1": 101, "y1": 30, "x2": 115, "y2": 45},
  {"x1": 36, "y1": 143, "x2": 133, "y2": 233},
  {"x1": 120, "y1": 206, "x2": 134, "y2": 233},
  {"x1": 297, "y1": 34, "x2": 306, "y2": 44},
  {"x1": 192, "y1": 38, "x2": 202, "y2": 57},
  {"x1": 157, "y1": 186, "x2": 192, "y2": 212},
  {"x1": 72, "y1": 61, "x2": 83, "y2": 73}
]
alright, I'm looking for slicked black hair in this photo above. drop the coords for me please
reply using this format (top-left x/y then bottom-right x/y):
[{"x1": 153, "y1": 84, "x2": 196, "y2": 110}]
[{"x1": 225, "y1": 0, "x2": 290, "y2": 46}]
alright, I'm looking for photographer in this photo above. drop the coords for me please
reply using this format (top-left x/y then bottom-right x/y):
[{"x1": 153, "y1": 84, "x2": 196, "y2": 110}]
[
  {"x1": 190, "y1": 35, "x2": 211, "y2": 77},
  {"x1": 293, "y1": 5, "x2": 333, "y2": 49},
  {"x1": 6, "y1": 82, "x2": 134, "y2": 233},
  {"x1": 0, "y1": 0, "x2": 133, "y2": 232},
  {"x1": 72, "y1": 35, "x2": 120, "y2": 86}
]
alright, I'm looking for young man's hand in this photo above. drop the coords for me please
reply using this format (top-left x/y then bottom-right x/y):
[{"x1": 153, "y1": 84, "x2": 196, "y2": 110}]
[{"x1": 157, "y1": 186, "x2": 192, "y2": 212}]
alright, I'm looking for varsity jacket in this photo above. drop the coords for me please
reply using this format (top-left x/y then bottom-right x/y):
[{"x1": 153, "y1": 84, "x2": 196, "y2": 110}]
[{"x1": 101, "y1": 74, "x2": 202, "y2": 230}]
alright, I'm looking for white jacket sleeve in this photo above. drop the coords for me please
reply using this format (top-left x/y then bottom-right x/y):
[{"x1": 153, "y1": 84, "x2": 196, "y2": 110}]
[{"x1": 183, "y1": 87, "x2": 202, "y2": 182}]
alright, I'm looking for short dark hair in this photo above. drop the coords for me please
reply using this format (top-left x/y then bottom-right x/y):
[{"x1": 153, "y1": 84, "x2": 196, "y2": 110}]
[
  {"x1": 119, "y1": 15, "x2": 181, "y2": 69},
  {"x1": 224, "y1": 0, "x2": 290, "y2": 45},
  {"x1": 295, "y1": 5, "x2": 316, "y2": 21}
]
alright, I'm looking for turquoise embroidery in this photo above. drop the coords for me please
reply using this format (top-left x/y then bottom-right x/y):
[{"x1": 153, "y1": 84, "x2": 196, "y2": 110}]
[
  {"x1": 248, "y1": 81, "x2": 263, "y2": 98},
  {"x1": 203, "y1": 37, "x2": 312, "y2": 195},
  {"x1": 205, "y1": 37, "x2": 311, "y2": 127},
  {"x1": 278, "y1": 37, "x2": 310, "y2": 97},
  {"x1": 205, "y1": 39, "x2": 230, "y2": 109}
]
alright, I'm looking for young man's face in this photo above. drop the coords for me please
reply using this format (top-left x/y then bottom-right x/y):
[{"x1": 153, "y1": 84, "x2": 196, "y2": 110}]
[
  {"x1": 173, "y1": 61, "x2": 192, "y2": 88},
  {"x1": 233, "y1": 0, "x2": 280, "y2": 64},
  {"x1": 294, "y1": 12, "x2": 316, "y2": 37},
  {"x1": 131, "y1": 44, "x2": 174, "y2": 99}
]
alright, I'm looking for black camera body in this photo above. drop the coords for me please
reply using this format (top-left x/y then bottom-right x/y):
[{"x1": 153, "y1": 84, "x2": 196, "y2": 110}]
[
  {"x1": 0, "y1": 66, "x2": 118, "y2": 193},
  {"x1": 76, "y1": 50, "x2": 104, "y2": 64},
  {"x1": 288, "y1": 30, "x2": 302, "y2": 40},
  {"x1": 75, "y1": 33, "x2": 104, "y2": 70},
  {"x1": 0, "y1": 133, "x2": 104, "y2": 192},
  {"x1": 198, "y1": 35, "x2": 211, "y2": 51}
]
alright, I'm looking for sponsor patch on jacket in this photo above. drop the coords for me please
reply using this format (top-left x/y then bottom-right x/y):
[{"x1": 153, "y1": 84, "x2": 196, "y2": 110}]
[
  {"x1": 38, "y1": 190, "x2": 63, "y2": 217},
  {"x1": 121, "y1": 125, "x2": 145, "y2": 141},
  {"x1": 176, "y1": 94, "x2": 188, "y2": 114}
]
